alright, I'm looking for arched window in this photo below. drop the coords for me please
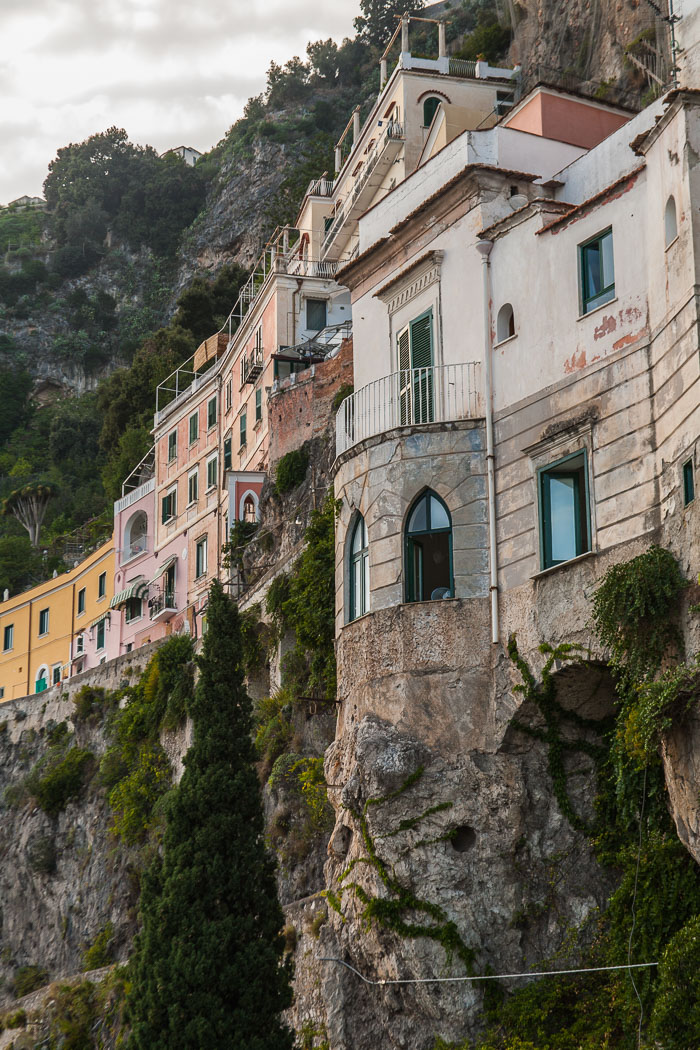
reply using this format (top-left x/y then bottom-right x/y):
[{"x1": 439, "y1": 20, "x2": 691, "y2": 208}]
[
  {"x1": 422, "y1": 96, "x2": 441, "y2": 127},
  {"x1": 124, "y1": 510, "x2": 147, "y2": 560},
  {"x1": 405, "y1": 491, "x2": 452, "y2": 602},
  {"x1": 243, "y1": 496, "x2": 257, "y2": 524},
  {"x1": 349, "y1": 515, "x2": 369, "y2": 621},
  {"x1": 35, "y1": 665, "x2": 49, "y2": 693},
  {"x1": 496, "y1": 303, "x2": 515, "y2": 343},
  {"x1": 665, "y1": 195, "x2": 678, "y2": 247}
]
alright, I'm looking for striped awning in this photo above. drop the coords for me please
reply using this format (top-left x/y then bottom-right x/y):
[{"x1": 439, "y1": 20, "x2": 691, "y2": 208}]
[
  {"x1": 109, "y1": 576, "x2": 149, "y2": 609},
  {"x1": 148, "y1": 556, "x2": 177, "y2": 586},
  {"x1": 89, "y1": 610, "x2": 111, "y2": 630}
]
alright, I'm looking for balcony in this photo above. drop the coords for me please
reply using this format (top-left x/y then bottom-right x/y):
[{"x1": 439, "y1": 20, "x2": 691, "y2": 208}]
[
  {"x1": 322, "y1": 122, "x2": 405, "y2": 261},
  {"x1": 305, "y1": 176, "x2": 336, "y2": 198},
  {"x1": 149, "y1": 588, "x2": 177, "y2": 623},
  {"x1": 335, "y1": 362, "x2": 483, "y2": 458},
  {"x1": 243, "y1": 347, "x2": 264, "y2": 384}
]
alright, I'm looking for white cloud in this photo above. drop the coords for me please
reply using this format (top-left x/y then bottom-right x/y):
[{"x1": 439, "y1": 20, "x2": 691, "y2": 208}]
[{"x1": 0, "y1": 0, "x2": 359, "y2": 203}]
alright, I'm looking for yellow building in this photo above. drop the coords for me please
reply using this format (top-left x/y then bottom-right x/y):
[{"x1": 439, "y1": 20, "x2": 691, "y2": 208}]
[{"x1": 0, "y1": 541, "x2": 114, "y2": 702}]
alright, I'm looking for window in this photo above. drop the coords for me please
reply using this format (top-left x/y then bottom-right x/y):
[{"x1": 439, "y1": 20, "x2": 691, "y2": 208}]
[
  {"x1": 538, "y1": 450, "x2": 591, "y2": 569},
  {"x1": 125, "y1": 596, "x2": 142, "y2": 623},
  {"x1": 223, "y1": 437, "x2": 232, "y2": 471},
  {"x1": 405, "y1": 491, "x2": 452, "y2": 602},
  {"x1": 306, "y1": 298, "x2": 327, "y2": 332},
  {"x1": 161, "y1": 487, "x2": 177, "y2": 523},
  {"x1": 164, "y1": 562, "x2": 176, "y2": 606},
  {"x1": 3, "y1": 624, "x2": 13, "y2": 651},
  {"x1": 397, "y1": 309, "x2": 434, "y2": 424},
  {"x1": 52, "y1": 664, "x2": 62, "y2": 685},
  {"x1": 665, "y1": 195, "x2": 678, "y2": 247},
  {"x1": 240, "y1": 411, "x2": 247, "y2": 449},
  {"x1": 195, "y1": 536, "x2": 207, "y2": 579},
  {"x1": 207, "y1": 396, "x2": 217, "y2": 429},
  {"x1": 496, "y1": 303, "x2": 515, "y2": 343},
  {"x1": 77, "y1": 588, "x2": 86, "y2": 615},
  {"x1": 225, "y1": 379, "x2": 232, "y2": 411},
  {"x1": 167, "y1": 430, "x2": 177, "y2": 462},
  {"x1": 422, "y1": 96, "x2": 440, "y2": 126},
  {"x1": 580, "y1": 229, "x2": 614, "y2": 314},
  {"x1": 255, "y1": 326, "x2": 263, "y2": 353},
  {"x1": 349, "y1": 515, "x2": 370, "y2": 621},
  {"x1": 38, "y1": 608, "x2": 49, "y2": 636},
  {"x1": 188, "y1": 469, "x2": 199, "y2": 505},
  {"x1": 683, "y1": 459, "x2": 695, "y2": 506},
  {"x1": 243, "y1": 495, "x2": 257, "y2": 524},
  {"x1": 75, "y1": 634, "x2": 84, "y2": 655},
  {"x1": 98, "y1": 572, "x2": 107, "y2": 598},
  {"x1": 35, "y1": 667, "x2": 48, "y2": 693},
  {"x1": 255, "y1": 388, "x2": 262, "y2": 423},
  {"x1": 96, "y1": 619, "x2": 105, "y2": 650},
  {"x1": 0, "y1": 687, "x2": 4, "y2": 699},
  {"x1": 189, "y1": 411, "x2": 199, "y2": 445},
  {"x1": 207, "y1": 454, "x2": 218, "y2": 490}
]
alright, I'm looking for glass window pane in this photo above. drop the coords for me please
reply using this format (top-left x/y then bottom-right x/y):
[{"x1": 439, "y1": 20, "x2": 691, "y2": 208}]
[
  {"x1": 430, "y1": 496, "x2": 450, "y2": 531},
  {"x1": 549, "y1": 475, "x2": 578, "y2": 563},
  {"x1": 362, "y1": 551, "x2": 369, "y2": 615},
  {"x1": 408, "y1": 496, "x2": 427, "y2": 533},
  {"x1": 584, "y1": 242, "x2": 601, "y2": 299},
  {"x1": 352, "y1": 559, "x2": 361, "y2": 620},
  {"x1": 601, "y1": 231, "x2": 614, "y2": 289}
]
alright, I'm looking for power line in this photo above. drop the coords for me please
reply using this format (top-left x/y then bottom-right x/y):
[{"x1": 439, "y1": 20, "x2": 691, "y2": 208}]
[{"x1": 319, "y1": 957, "x2": 658, "y2": 986}]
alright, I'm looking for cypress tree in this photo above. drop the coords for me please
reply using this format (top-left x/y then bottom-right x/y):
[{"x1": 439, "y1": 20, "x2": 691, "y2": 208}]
[{"x1": 126, "y1": 580, "x2": 294, "y2": 1050}]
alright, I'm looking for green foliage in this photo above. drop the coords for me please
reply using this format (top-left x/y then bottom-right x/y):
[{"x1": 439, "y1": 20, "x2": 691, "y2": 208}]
[
  {"x1": 73, "y1": 684, "x2": 113, "y2": 723},
  {"x1": 82, "y1": 922, "x2": 115, "y2": 971},
  {"x1": 4, "y1": 1007, "x2": 27, "y2": 1028},
  {"x1": 239, "y1": 603, "x2": 275, "y2": 675},
  {"x1": 13, "y1": 964, "x2": 48, "y2": 997},
  {"x1": 0, "y1": 206, "x2": 44, "y2": 253},
  {"x1": 453, "y1": 11, "x2": 512, "y2": 63},
  {"x1": 651, "y1": 914, "x2": 700, "y2": 1047},
  {"x1": 264, "y1": 572, "x2": 291, "y2": 635},
  {"x1": 508, "y1": 638, "x2": 608, "y2": 833},
  {"x1": 0, "y1": 366, "x2": 34, "y2": 444},
  {"x1": 26, "y1": 741, "x2": 94, "y2": 817},
  {"x1": 172, "y1": 263, "x2": 248, "y2": 345},
  {"x1": 0, "y1": 535, "x2": 44, "y2": 596},
  {"x1": 331, "y1": 383, "x2": 353, "y2": 413},
  {"x1": 591, "y1": 545, "x2": 687, "y2": 690},
  {"x1": 354, "y1": 0, "x2": 424, "y2": 44},
  {"x1": 126, "y1": 580, "x2": 294, "y2": 1050},
  {"x1": 274, "y1": 446, "x2": 309, "y2": 495},
  {"x1": 254, "y1": 690, "x2": 294, "y2": 774},
  {"x1": 623, "y1": 655, "x2": 700, "y2": 762},
  {"x1": 269, "y1": 753, "x2": 333, "y2": 831},
  {"x1": 279, "y1": 490, "x2": 337, "y2": 700},
  {"x1": 222, "y1": 519, "x2": 259, "y2": 574}
]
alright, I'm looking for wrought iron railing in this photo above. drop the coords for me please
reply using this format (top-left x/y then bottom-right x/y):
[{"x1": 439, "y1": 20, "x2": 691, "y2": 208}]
[
  {"x1": 448, "y1": 58, "x2": 477, "y2": 78},
  {"x1": 335, "y1": 362, "x2": 483, "y2": 458}
]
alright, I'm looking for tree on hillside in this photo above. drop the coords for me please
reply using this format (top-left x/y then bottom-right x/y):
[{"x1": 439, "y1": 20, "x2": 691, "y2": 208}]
[
  {"x1": 354, "y1": 0, "x2": 424, "y2": 45},
  {"x1": 2, "y1": 481, "x2": 57, "y2": 547},
  {"x1": 126, "y1": 580, "x2": 294, "y2": 1050}
]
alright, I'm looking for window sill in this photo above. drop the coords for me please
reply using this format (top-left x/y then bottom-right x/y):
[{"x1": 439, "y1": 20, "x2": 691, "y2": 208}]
[
  {"x1": 194, "y1": 573, "x2": 207, "y2": 582},
  {"x1": 253, "y1": 419, "x2": 262, "y2": 430},
  {"x1": 577, "y1": 296, "x2": 617, "y2": 321},
  {"x1": 96, "y1": 595, "x2": 106, "y2": 603},
  {"x1": 162, "y1": 517, "x2": 176, "y2": 526},
  {"x1": 494, "y1": 333, "x2": 517, "y2": 349},
  {"x1": 3, "y1": 648, "x2": 12, "y2": 654},
  {"x1": 207, "y1": 424, "x2": 217, "y2": 434},
  {"x1": 531, "y1": 549, "x2": 596, "y2": 580},
  {"x1": 186, "y1": 500, "x2": 198, "y2": 509}
]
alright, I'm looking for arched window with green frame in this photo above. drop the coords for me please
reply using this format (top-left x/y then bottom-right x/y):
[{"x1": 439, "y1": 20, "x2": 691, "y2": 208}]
[
  {"x1": 405, "y1": 490, "x2": 453, "y2": 602},
  {"x1": 422, "y1": 96, "x2": 441, "y2": 127},
  {"x1": 349, "y1": 514, "x2": 369, "y2": 621}
]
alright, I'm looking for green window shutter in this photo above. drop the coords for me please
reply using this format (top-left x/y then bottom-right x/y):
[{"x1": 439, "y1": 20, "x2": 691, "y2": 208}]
[
  {"x1": 409, "y1": 311, "x2": 433, "y2": 369},
  {"x1": 255, "y1": 389, "x2": 262, "y2": 422},
  {"x1": 224, "y1": 437, "x2": 232, "y2": 471},
  {"x1": 240, "y1": 412, "x2": 247, "y2": 447},
  {"x1": 189, "y1": 413, "x2": 198, "y2": 444},
  {"x1": 397, "y1": 326, "x2": 410, "y2": 371}
]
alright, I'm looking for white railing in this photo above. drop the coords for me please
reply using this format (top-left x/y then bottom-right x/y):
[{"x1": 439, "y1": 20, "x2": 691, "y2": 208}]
[
  {"x1": 335, "y1": 362, "x2": 483, "y2": 457},
  {"x1": 306, "y1": 176, "x2": 336, "y2": 197}
]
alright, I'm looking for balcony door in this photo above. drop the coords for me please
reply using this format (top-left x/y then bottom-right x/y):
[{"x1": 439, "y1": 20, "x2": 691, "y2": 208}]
[{"x1": 398, "y1": 309, "x2": 434, "y2": 426}]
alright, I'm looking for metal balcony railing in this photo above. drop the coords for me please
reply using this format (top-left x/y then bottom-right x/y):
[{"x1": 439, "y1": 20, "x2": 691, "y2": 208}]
[
  {"x1": 149, "y1": 590, "x2": 176, "y2": 620},
  {"x1": 243, "y1": 347, "x2": 264, "y2": 384},
  {"x1": 335, "y1": 362, "x2": 483, "y2": 458},
  {"x1": 448, "y1": 58, "x2": 477, "y2": 78}
]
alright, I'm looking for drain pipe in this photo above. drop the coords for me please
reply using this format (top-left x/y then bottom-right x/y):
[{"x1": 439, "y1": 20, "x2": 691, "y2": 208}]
[{"x1": 476, "y1": 239, "x2": 499, "y2": 645}]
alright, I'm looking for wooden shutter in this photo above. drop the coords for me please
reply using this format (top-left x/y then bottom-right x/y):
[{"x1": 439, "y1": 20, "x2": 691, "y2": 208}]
[
  {"x1": 397, "y1": 326, "x2": 410, "y2": 424},
  {"x1": 409, "y1": 311, "x2": 434, "y2": 423}
]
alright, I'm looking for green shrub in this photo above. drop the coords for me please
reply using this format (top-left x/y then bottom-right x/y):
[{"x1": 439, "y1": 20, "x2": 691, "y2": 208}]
[
  {"x1": 108, "y1": 742, "x2": 171, "y2": 844},
  {"x1": 27, "y1": 747, "x2": 94, "y2": 816},
  {"x1": 651, "y1": 914, "x2": 700, "y2": 1047},
  {"x1": 12, "y1": 964, "x2": 47, "y2": 997},
  {"x1": 82, "y1": 922, "x2": 115, "y2": 971},
  {"x1": 254, "y1": 691, "x2": 293, "y2": 774},
  {"x1": 331, "y1": 382, "x2": 353, "y2": 413},
  {"x1": 274, "y1": 446, "x2": 309, "y2": 495},
  {"x1": 48, "y1": 981, "x2": 97, "y2": 1049},
  {"x1": 73, "y1": 684, "x2": 110, "y2": 722},
  {"x1": 4, "y1": 1008, "x2": 27, "y2": 1028}
]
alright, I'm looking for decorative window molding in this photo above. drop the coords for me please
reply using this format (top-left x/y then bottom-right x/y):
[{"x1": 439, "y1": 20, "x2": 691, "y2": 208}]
[{"x1": 376, "y1": 250, "x2": 443, "y2": 315}]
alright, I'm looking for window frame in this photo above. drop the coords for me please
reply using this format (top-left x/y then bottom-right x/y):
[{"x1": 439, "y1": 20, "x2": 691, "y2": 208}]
[
  {"x1": 404, "y1": 490, "x2": 453, "y2": 603},
  {"x1": 207, "y1": 396, "x2": 217, "y2": 430},
  {"x1": 98, "y1": 572, "x2": 107, "y2": 599},
  {"x1": 537, "y1": 449, "x2": 591, "y2": 570},
  {"x1": 306, "y1": 298, "x2": 327, "y2": 332},
  {"x1": 188, "y1": 467, "x2": 199, "y2": 506},
  {"x1": 167, "y1": 429, "x2": 177, "y2": 463},
  {"x1": 52, "y1": 663, "x2": 62, "y2": 685},
  {"x1": 3, "y1": 623, "x2": 14, "y2": 652},
  {"x1": 223, "y1": 436, "x2": 232, "y2": 472},
  {"x1": 189, "y1": 411, "x2": 199, "y2": 446},
  {"x1": 161, "y1": 486, "x2": 177, "y2": 524},
  {"x1": 124, "y1": 596, "x2": 143, "y2": 624},
  {"x1": 77, "y1": 587, "x2": 86, "y2": 615},
  {"x1": 38, "y1": 608, "x2": 50, "y2": 636},
  {"x1": 348, "y1": 514, "x2": 370, "y2": 622},
  {"x1": 683, "y1": 458, "x2": 695, "y2": 506},
  {"x1": 579, "y1": 227, "x2": 615, "y2": 316},
  {"x1": 206, "y1": 453, "x2": 218, "y2": 491},
  {"x1": 255, "y1": 388, "x2": 262, "y2": 424},
  {"x1": 195, "y1": 536, "x2": 208, "y2": 580},
  {"x1": 225, "y1": 378, "x2": 232, "y2": 412},
  {"x1": 240, "y1": 410, "x2": 247, "y2": 450},
  {"x1": 96, "y1": 619, "x2": 106, "y2": 651}
]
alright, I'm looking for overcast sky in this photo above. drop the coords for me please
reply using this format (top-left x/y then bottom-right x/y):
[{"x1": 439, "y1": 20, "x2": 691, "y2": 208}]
[{"x1": 0, "y1": 0, "x2": 360, "y2": 204}]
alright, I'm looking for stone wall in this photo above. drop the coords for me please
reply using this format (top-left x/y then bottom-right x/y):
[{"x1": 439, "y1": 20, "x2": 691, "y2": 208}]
[
  {"x1": 333, "y1": 420, "x2": 488, "y2": 631},
  {"x1": 268, "y1": 338, "x2": 353, "y2": 468}
]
